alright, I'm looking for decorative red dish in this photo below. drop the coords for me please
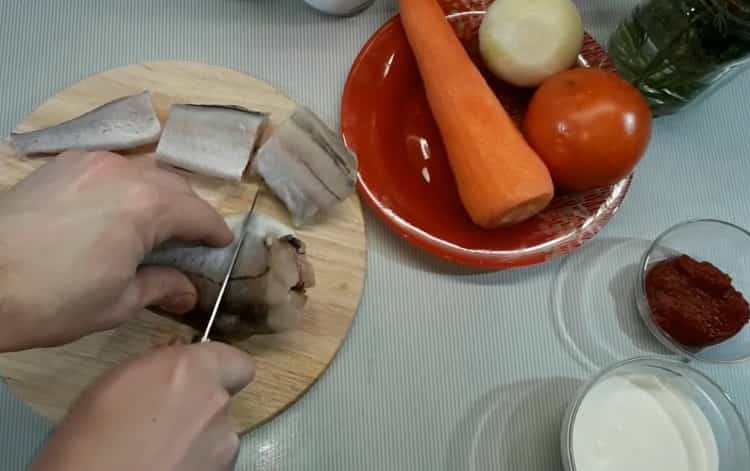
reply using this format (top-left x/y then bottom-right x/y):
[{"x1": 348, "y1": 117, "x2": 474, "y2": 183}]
[{"x1": 341, "y1": 0, "x2": 632, "y2": 269}]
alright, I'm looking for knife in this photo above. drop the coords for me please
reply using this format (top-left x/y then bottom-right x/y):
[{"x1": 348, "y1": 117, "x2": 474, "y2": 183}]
[{"x1": 199, "y1": 186, "x2": 263, "y2": 343}]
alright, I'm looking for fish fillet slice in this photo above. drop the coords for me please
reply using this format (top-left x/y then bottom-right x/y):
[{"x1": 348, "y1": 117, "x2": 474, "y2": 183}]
[
  {"x1": 142, "y1": 212, "x2": 314, "y2": 340},
  {"x1": 156, "y1": 104, "x2": 268, "y2": 181},
  {"x1": 10, "y1": 91, "x2": 162, "y2": 156},
  {"x1": 252, "y1": 106, "x2": 358, "y2": 226}
]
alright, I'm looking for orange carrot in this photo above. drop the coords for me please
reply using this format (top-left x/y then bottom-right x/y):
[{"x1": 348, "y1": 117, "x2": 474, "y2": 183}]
[{"x1": 398, "y1": 0, "x2": 554, "y2": 228}]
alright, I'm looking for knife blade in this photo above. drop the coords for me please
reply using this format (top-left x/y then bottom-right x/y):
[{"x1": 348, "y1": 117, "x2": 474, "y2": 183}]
[{"x1": 199, "y1": 186, "x2": 263, "y2": 343}]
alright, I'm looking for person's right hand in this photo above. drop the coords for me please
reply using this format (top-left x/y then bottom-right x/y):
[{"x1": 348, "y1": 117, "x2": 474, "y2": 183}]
[
  {"x1": 0, "y1": 150, "x2": 234, "y2": 352},
  {"x1": 31, "y1": 341, "x2": 255, "y2": 471}
]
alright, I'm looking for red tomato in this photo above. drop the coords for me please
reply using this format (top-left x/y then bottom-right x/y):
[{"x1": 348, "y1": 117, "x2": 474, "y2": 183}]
[{"x1": 523, "y1": 68, "x2": 652, "y2": 192}]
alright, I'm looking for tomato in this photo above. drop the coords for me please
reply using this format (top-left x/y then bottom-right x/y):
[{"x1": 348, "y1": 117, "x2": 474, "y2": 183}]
[{"x1": 523, "y1": 68, "x2": 652, "y2": 192}]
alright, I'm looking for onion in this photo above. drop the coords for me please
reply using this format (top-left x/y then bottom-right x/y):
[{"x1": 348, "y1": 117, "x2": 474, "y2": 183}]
[{"x1": 478, "y1": 0, "x2": 584, "y2": 88}]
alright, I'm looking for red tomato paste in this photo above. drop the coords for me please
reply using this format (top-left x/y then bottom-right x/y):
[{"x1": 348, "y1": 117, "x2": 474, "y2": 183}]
[{"x1": 645, "y1": 255, "x2": 750, "y2": 347}]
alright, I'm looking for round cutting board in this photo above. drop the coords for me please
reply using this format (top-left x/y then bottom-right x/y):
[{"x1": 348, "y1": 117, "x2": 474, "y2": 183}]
[{"x1": 0, "y1": 61, "x2": 367, "y2": 433}]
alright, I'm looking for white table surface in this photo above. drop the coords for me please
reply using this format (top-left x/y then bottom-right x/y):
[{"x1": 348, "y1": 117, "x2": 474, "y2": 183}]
[{"x1": 1, "y1": 0, "x2": 749, "y2": 469}]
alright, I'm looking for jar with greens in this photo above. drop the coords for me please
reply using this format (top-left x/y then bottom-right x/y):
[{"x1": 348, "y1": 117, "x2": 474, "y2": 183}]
[{"x1": 608, "y1": 0, "x2": 750, "y2": 116}]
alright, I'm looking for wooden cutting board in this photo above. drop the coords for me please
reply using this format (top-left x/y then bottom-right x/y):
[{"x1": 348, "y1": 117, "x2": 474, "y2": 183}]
[{"x1": 0, "y1": 61, "x2": 367, "y2": 433}]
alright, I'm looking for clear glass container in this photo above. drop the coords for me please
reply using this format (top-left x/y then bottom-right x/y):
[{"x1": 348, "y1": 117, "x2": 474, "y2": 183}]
[
  {"x1": 635, "y1": 219, "x2": 750, "y2": 363},
  {"x1": 608, "y1": 0, "x2": 750, "y2": 116},
  {"x1": 561, "y1": 357, "x2": 750, "y2": 471}
]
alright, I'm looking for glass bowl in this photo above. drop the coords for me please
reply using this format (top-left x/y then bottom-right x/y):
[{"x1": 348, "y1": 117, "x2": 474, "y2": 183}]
[
  {"x1": 561, "y1": 357, "x2": 750, "y2": 471},
  {"x1": 635, "y1": 219, "x2": 750, "y2": 363}
]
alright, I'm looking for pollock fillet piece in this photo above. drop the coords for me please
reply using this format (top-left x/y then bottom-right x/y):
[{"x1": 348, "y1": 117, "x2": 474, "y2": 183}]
[
  {"x1": 142, "y1": 212, "x2": 315, "y2": 340},
  {"x1": 10, "y1": 91, "x2": 162, "y2": 156},
  {"x1": 252, "y1": 106, "x2": 358, "y2": 226},
  {"x1": 156, "y1": 104, "x2": 268, "y2": 182}
]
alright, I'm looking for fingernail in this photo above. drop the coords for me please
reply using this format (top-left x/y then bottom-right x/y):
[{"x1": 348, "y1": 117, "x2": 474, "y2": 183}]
[{"x1": 159, "y1": 292, "x2": 196, "y2": 315}]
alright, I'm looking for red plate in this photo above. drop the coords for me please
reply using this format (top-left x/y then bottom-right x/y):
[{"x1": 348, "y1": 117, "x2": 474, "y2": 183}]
[{"x1": 341, "y1": 0, "x2": 632, "y2": 269}]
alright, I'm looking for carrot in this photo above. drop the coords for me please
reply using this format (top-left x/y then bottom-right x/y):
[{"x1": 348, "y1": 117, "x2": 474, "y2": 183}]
[{"x1": 398, "y1": 0, "x2": 554, "y2": 228}]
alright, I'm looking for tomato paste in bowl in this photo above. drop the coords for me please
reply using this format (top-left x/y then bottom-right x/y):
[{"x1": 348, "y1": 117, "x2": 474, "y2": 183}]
[{"x1": 636, "y1": 219, "x2": 750, "y2": 363}]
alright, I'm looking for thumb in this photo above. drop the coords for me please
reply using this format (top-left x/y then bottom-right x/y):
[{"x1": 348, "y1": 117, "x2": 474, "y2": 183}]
[{"x1": 122, "y1": 266, "x2": 198, "y2": 316}]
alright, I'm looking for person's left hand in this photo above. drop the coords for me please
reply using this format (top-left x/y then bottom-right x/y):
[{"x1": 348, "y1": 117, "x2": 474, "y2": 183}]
[
  {"x1": 0, "y1": 150, "x2": 234, "y2": 352},
  {"x1": 31, "y1": 341, "x2": 254, "y2": 471}
]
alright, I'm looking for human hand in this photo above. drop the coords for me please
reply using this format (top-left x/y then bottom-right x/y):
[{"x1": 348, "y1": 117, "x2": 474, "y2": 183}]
[
  {"x1": 0, "y1": 151, "x2": 233, "y2": 352},
  {"x1": 31, "y1": 341, "x2": 254, "y2": 471}
]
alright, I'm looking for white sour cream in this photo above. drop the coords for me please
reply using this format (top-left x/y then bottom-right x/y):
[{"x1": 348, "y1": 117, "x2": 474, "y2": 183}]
[{"x1": 571, "y1": 374, "x2": 719, "y2": 471}]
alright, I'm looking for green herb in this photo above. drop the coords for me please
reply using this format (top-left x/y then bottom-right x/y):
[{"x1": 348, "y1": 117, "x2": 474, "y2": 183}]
[{"x1": 608, "y1": 0, "x2": 750, "y2": 116}]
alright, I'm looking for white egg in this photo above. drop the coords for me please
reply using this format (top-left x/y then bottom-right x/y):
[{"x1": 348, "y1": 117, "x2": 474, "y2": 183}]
[{"x1": 478, "y1": 0, "x2": 584, "y2": 87}]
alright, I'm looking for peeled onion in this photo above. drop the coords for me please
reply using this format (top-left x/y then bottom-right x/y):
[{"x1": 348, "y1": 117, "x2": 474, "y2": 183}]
[{"x1": 478, "y1": 0, "x2": 584, "y2": 88}]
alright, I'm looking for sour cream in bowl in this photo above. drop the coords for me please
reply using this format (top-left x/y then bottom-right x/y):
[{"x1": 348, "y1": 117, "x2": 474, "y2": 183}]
[{"x1": 561, "y1": 357, "x2": 750, "y2": 471}]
